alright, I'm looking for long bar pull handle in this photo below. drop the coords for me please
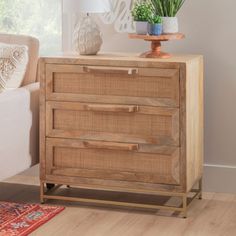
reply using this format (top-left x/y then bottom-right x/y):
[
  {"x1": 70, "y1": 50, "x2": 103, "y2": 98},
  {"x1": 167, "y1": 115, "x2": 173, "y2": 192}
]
[
  {"x1": 83, "y1": 66, "x2": 138, "y2": 75},
  {"x1": 83, "y1": 141, "x2": 139, "y2": 151},
  {"x1": 84, "y1": 104, "x2": 139, "y2": 113}
]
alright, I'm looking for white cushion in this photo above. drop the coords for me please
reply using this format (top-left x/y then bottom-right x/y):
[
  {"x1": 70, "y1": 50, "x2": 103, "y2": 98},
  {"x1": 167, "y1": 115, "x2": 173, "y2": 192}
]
[
  {"x1": 0, "y1": 42, "x2": 28, "y2": 92},
  {"x1": 0, "y1": 83, "x2": 39, "y2": 181}
]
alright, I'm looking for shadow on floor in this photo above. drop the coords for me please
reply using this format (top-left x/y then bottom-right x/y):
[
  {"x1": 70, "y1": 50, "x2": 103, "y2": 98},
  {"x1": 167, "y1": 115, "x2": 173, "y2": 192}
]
[{"x1": 0, "y1": 182, "x2": 184, "y2": 217}]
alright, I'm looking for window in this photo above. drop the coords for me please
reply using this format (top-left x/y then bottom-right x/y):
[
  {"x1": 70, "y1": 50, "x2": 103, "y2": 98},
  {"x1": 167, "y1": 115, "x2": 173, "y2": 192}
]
[{"x1": 0, "y1": 0, "x2": 62, "y2": 55}]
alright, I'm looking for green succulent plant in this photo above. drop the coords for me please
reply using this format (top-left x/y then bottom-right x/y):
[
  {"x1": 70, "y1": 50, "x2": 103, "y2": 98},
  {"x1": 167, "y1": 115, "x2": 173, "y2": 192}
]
[
  {"x1": 150, "y1": 0, "x2": 186, "y2": 17},
  {"x1": 148, "y1": 15, "x2": 163, "y2": 24},
  {"x1": 131, "y1": 1, "x2": 153, "y2": 21}
]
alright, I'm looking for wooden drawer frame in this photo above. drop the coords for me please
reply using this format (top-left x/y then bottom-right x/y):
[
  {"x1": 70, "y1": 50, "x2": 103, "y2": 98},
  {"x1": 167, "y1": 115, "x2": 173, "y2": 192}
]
[
  {"x1": 46, "y1": 101, "x2": 180, "y2": 146},
  {"x1": 45, "y1": 64, "x2": 180, "y2": 107},
  {"x1": 45, "y1": 138, "x2": 181, "y2": 185}
]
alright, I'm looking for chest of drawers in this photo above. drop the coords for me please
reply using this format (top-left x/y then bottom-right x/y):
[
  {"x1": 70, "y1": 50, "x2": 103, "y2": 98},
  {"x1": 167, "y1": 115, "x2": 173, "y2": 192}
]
[{"x1": 39, "y1": 53, "x2": 204, "y2": 217}]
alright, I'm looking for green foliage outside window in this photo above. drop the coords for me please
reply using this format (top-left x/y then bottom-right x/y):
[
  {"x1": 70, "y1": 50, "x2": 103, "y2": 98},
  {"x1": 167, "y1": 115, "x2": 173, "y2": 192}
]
[{"x1": 0, "y1": 0, "x2": 62, "y2": 54}]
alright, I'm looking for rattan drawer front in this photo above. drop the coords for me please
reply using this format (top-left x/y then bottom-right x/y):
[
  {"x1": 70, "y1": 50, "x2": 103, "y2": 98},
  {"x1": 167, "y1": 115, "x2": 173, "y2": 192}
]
[
  {"x1": 46, "y1": 101, "x2": 179, "y2": 146},
  {"x1": 46, "y1": 64, "x2": 179, "y2": 107},
  {"x1": 46, "y1": 138, "x2": 180, "y2": 185}
]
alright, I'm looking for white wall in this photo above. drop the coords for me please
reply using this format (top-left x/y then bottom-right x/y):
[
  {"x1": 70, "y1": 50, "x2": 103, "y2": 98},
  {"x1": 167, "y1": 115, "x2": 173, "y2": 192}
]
[
  {"x1": 65, "y1": 0, "x2": 236, "y2": 192},
  {"x1": 98, "y1": 0, "x2": 236, "y2": 193}
]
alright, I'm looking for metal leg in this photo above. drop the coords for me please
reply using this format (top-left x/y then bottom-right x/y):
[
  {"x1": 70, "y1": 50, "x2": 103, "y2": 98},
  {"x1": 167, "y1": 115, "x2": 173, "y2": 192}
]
[
  {"x1": 199, "y1": 178, "x2": 203, "y2": 200},
  {"x1": 183, "y1": 195, "x2": 187, "y2": 218},
  {"x1": 38, "y1": 182, "x2": 202, "y2": 217},
  {"x1": 40, "y1": 182, "x2": 45, "y2": 204}
]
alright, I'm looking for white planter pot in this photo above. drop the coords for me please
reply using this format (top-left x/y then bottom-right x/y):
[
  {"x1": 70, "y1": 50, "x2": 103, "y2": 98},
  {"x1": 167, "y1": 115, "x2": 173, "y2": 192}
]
[
  {"x1": 135, "y1": 21, "x2": 148, "y2": 35},
  {"x1": 162, "y1": 17, "x2": 178, "y2": 34}
]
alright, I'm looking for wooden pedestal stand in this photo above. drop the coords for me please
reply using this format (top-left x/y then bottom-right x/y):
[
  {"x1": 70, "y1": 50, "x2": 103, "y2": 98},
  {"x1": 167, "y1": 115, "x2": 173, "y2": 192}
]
[{"x1": 129, "y1": 33, "x2": 185, "y2": 59}]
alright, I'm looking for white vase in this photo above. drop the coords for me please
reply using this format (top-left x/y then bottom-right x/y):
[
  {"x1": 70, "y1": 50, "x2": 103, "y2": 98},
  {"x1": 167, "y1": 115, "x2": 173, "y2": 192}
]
[
  {"x1": 135, "y1": 21, "x2": 148, "y2": 35},
  {"x1": 162, "y1": 17, "x2": 178, "y2": 34},
  {"x1": 73, "y1": 16, "x2": 102, "y2": 55}
]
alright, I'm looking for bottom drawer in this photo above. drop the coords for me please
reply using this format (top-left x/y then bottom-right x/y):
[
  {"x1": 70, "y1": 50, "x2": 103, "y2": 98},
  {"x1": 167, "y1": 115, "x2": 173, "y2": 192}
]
[{"x1": 46, "y1": 138, "x2": 180, "y2": 185}]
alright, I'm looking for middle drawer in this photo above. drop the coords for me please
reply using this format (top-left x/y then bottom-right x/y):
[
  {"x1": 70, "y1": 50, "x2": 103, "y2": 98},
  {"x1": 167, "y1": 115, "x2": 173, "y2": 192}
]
[{"x1": 46, "y1": 101, "x2": 179, "y2": 146}]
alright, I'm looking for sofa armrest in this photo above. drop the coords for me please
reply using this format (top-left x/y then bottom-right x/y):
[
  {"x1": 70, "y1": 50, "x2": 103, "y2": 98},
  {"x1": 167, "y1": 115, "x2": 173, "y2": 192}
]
[
  {"x1": 0, "y1": 82, "x2": 39, "y2": 180},
  {"x1": 0, "y1": 82, "x2": 39, "y2": 103},
  {"x1": 22, "y1": 82, "x2": 40, "y2": 93}
]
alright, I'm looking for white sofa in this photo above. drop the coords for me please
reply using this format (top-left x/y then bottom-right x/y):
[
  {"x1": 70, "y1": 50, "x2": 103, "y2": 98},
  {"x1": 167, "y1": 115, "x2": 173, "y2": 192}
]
[{"x1": 0, "y1": 34, "x2": 39, "y2": 181}]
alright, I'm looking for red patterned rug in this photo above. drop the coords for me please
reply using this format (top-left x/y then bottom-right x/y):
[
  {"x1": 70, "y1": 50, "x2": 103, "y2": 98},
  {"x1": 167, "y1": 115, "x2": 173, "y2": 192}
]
[{"x1": 0, "y1": 201, "x2": 64, "y2": 236}]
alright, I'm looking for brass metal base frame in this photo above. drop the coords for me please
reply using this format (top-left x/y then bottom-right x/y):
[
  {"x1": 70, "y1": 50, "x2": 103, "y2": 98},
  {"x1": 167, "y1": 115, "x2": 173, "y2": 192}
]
[{"x1": 40, "y1": 179, "x2": 202, "y2": 218}]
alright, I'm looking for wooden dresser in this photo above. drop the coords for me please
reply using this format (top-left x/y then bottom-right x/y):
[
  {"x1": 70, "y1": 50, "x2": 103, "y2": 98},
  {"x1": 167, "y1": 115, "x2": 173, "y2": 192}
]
[{"x1": 39, "y1": 53, "x2": 204, "y2": 217}]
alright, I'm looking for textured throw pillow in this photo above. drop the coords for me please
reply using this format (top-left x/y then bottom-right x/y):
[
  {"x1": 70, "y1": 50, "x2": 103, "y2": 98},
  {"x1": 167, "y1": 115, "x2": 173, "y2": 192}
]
[{"x1": 0, "y1": 42, "x2": 28, "y2": 92}]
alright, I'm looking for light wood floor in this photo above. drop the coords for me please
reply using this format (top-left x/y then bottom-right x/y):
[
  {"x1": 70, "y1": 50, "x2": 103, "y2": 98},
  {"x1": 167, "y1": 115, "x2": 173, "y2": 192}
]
[{"x1": 1, "y1": 166, "x2": 236, "y2": 236}]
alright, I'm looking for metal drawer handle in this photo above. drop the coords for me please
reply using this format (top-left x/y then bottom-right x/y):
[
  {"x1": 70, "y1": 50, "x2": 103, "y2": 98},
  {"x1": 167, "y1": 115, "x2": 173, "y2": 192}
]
[
  {"x1": 84, "y1": 104, "x2": 139, "y2": 113},
  {"x1": 83, "y1": 141, "x2": 139, "y2": 151},
  {"x1": 83, "y1": 66, "x2": 138, "y2": 75}
]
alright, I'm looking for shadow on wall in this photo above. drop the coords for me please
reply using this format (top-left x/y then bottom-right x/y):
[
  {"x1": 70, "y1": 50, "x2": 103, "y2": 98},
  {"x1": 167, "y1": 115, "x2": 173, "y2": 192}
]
[{"x1": 29, "y1": 86, "x2": 39, "y2": 166}]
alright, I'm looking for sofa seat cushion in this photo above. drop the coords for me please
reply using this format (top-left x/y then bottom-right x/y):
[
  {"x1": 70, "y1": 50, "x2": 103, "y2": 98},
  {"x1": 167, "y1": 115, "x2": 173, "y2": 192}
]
[{"x1": 0, "y1": 42, "x2": 28, "y2": 92}]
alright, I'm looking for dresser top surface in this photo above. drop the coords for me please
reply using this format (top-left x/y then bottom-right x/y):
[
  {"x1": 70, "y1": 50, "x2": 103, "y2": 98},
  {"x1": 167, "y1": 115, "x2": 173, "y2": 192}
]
[{"x1": 40, "y1": 52, "x2": 203, "y2": 64}]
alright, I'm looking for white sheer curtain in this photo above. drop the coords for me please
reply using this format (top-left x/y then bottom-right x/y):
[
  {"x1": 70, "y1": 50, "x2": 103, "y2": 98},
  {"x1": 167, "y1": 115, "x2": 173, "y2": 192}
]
[{"x1": 0, "y1": 0, "x2": 62, "y2": 55}]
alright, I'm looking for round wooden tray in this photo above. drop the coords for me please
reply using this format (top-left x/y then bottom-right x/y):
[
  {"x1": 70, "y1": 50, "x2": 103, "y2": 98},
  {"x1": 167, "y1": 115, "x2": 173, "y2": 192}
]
[{"x1": 129, "y1": 33, "x2": 185, "y2": 59}]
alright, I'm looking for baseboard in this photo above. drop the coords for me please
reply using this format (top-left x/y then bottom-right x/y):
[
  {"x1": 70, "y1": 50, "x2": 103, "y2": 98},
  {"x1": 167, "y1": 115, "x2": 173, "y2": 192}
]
[{"x1": 203, "y1": 164, "x2": 236, "y2": 193}]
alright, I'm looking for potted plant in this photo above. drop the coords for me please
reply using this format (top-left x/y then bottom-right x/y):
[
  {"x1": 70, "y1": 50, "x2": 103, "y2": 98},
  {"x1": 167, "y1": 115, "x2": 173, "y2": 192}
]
[
  {"x1": 148, "y1": 15, "x2": 163, "y2": 35},
  {"x1": 131, "y1": 1, "x2": 153, "y2": 35},
  {"x1": 150, "y1": 0, "x2": 185, "y2": 34}
]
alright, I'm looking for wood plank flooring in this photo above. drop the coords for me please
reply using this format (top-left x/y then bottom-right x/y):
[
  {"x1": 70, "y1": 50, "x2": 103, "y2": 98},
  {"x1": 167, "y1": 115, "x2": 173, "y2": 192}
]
[{"x1": 1, "y1": 167, "x2": 236, "y2": 236}]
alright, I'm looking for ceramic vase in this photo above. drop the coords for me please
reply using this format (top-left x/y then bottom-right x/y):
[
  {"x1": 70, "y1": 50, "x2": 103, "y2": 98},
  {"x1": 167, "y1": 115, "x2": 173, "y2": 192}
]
[
  {"x1": 73, "y1": 16, "x2": 102, "y2": 55},
  {"x1": 162, "y1": 17, "x2": 178, "y2": 34},
  {"x1": 135, "y1": 21, "x2": 148, "y2": 35},
  {"x1": 148, "y1": 23, "x2": 163, "y2": 36}
]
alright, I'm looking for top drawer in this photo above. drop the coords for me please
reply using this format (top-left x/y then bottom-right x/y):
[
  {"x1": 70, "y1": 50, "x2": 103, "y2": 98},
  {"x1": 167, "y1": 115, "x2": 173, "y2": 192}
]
[{"x1": 45, "y1": 64, "x2": 180, "y2": 107}]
